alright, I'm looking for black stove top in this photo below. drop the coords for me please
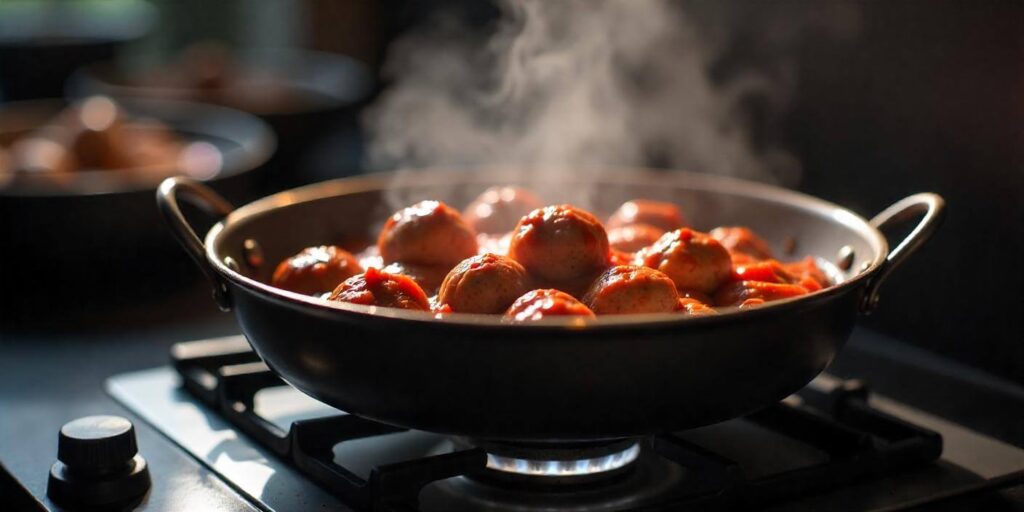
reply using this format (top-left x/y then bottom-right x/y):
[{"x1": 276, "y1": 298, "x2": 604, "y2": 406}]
[
  {"x1": 3, "y1": 322, "x2": 1024, "y2": 511},
  {"x1": 106, "y1": 336, "x2": 1022, "y2": 511}
]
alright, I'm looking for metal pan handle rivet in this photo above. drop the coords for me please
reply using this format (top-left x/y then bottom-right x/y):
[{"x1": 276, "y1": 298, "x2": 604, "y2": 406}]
[
  {"x1": 243, "y1": 239, "x2": 264, "y2": 269},
  {"x1": 836, "y1": 245, "x2": 855, "y2": 271},
  {"x1": 156, "y1": 177, "x2": 235, "y2": 311},
  {"x1": 783, "y1": 236, "x2": 797, "y2": 256},
  {"x1": 861, "y1": 193, "x2": 945, "y2": 314},
  {"x1": 224, "y1": 257, "x2": 240, "y2": 273}
]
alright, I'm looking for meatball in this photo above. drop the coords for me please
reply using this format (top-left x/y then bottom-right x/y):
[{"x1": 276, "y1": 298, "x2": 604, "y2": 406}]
[
  {"x1": 381, "y1": 261, "x2": 450, "y2": 295},
  {"x1": 607, "y1": 223, "x2": 664, "y2": 253},
  {"x1": 635, "y1": 228, "x2": 732, "y2": 294},
  {"x1": 328, "y1": 267, "x2": 430, "y2": 310},
  {"x1": 438, "y1": 253, "x2": 530, "y2": 314},
  {"x1": 709, "y1": 226, "x2": 773, "y2": 261},
  {"x1": 582, "y1": 265, "x2": 680, "y2": 315},
  {"x1": 271, "y1": 245, "x2": 364, "y2": 295},
  {"x1": 678, "y1": 297, "x2": 717, "y2": 316},
  {"x1": 607, "y1": 200, "x2": 687, "y2": 232},
  {"x1": 64, "y1": 96, "x2": 180, "y2": 171},
  {"x1": 505, "y1": 289, "x2": 596, "y2": 322},
  {"x1": 713, "y1": 280, "x2": 810, "y2": 308},
  {"x1": 508, "y1": 205, "x2": 610, "y2": 283},
  {"x1": 463, "y1": 186, "x2": 544, "y2": 234},
  {"x1": 378, "y1": 200, "x2": 478, "y2": 267}
]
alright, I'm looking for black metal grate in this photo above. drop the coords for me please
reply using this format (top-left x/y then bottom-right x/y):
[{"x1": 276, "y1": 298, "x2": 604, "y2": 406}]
[{"x1": 171, "y1": 339, "x2": 942, "y2": 511}]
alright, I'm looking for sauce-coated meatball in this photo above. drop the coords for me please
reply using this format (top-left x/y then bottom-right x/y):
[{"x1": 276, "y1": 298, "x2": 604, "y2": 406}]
[
  {"x1": 328, "y1": 268, "x2": 430, "y2": 310},
  {"x1": 505, "y1": 289, "x2": 595, "y2": 322},
  {"x1": 607, "y1": 200, "x2": 687, "y2": 232},
  {"x1": 582, "y1": 265, "x2": 680, "y2": 315},
  {"x1": 508, "y1": 205, "x2": 610, "y2": 282},
  {"x1": 378, "y1": 200, "x2": 478, "y2": 267},
  {"x1": 709, "y1": 226, "x2": 773, "y2": 261},
  {"x1": 271, "y1": 245, "x2": 364, "y2": 295},
  {"x1": 607, "y1": 223, "x2": 664, "y2": 253},
  {"x1": 463, "y1": 186, "x2": 544, "y2": 234},
  {"x1": 381, "y1": 261, "x2": 451, "y2": 295},
  {"x1": 713, "y1": 280, "x2": 809, "y2": 307},
  {"x1": 634, "y1": 228, "x2": 731, "y2": 294},
  {"x1": 438, "y1": 253, "x2": 530, "y2": 314}
]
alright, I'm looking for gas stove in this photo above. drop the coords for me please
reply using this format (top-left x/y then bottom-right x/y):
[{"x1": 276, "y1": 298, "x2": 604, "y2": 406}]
[{"x1": 3, "y1": 328, "x2": 1024, "y2": 511}]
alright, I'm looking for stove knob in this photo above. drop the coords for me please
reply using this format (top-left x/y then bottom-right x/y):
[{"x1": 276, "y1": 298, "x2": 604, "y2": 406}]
[{"x1": 47, "y1": 415, "x2": 151, "y2": 508}]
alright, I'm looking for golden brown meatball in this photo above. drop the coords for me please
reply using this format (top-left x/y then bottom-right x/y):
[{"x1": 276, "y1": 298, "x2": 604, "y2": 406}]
[
  {"x1": 508, "y1": 205, "x2": 610, "y2": 283},
  {"x1": 378, "y1": 200, "x2": 478, "y2": 267},
  {"x1": 463, "y1": 186, "x2": 544, "y2": 234},
  {"x1": 607, "y1": 200, "x2": 687, "y2": 232},
  {"x1": 381, "y1": 261, "x2": 451, "y2": 296},
  {"x1": 607, "y1": 223, "x2": 665, "y2": 253},
  {"x1": 582, "y1": 265, "x2": 680, "y2": 315},
  {"x1": 438, "y1": 253, "x2": 530, "y2": 314},
  {"x1": 271, "y1": 245, "x2": 364, "y2": 295},
  {"x1": 634, "y1": 228, "x2": 732, "y2": 294},
  {"x1": 328, "y1": 267, "x2": 430, "y2": 310},
  {"x1": 709, "y1": 226, "x2": 774, "y2": 261},
  {"x1": 505, "y1": 289, "x2": 595, "y2": 322}
]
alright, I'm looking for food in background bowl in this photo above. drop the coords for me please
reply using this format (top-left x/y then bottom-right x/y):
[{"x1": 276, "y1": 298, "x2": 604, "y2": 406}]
[
  {"x1": 267, "y1": 188, "x2": 835, "y2": 320},
  {"x1": 0, "y1": 96, "x2": 217, "y2": 188}
]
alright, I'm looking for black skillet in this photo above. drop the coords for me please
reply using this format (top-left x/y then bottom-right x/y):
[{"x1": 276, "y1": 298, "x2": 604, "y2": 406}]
[{"x1": 158, "y1": 169, "x2": 944, "y2": 442}]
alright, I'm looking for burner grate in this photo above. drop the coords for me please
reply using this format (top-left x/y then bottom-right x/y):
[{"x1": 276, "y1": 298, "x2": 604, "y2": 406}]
[{"x1": 171, "y1": 339, "x2": 942, "y2": 511}]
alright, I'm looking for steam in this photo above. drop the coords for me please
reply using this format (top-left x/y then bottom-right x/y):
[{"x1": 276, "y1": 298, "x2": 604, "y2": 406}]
[{"x1": 364, "y1": 0, "x2": 859, "y2": 192}]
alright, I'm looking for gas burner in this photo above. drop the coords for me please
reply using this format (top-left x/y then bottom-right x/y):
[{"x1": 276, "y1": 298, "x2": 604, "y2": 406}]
[
  {"x1": 421, "y1": 449, "x2": 684, "y2": 512},
  {"x1": 462, "y1": 438, "x2": 642, "y2": 485}
]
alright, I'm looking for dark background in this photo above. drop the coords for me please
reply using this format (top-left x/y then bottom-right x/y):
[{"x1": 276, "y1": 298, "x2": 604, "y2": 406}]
[
  {"x1": 1, "y1": 1, "x2": 1021, "y2": 384},
  {"x1": 788, "y1": 2, "x2": 1023, "y2": 384}
]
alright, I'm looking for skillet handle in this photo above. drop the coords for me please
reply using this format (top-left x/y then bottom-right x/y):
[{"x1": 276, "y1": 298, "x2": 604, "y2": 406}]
[
  {"x1": 157, "y1": 177, "x2": 235, "y2": 311},
  {"x1": 861, "y1": 193, "x2": 946, "y2": 314}
]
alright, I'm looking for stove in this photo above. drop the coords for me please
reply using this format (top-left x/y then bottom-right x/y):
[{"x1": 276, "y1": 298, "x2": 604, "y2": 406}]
[{"x1": 83, "y1": 336, "x2": 1024, "y2": 511}]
